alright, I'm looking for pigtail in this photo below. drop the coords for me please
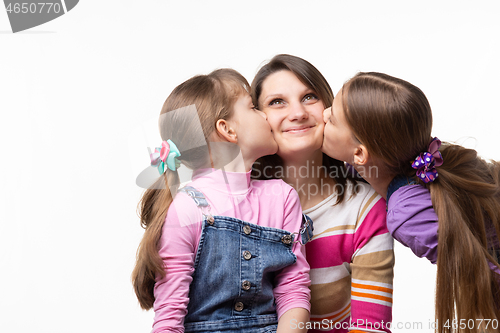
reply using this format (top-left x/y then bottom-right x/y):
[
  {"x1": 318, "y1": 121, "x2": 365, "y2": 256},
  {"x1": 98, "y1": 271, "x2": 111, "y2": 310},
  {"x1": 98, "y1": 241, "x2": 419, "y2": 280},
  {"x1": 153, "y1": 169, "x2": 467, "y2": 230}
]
[
  {"x1": 132, "y1": 169, "x2": 180, "y2": 310},
  {"x1": 429, "y1": 143, "x2": 500, "y2": 332}
]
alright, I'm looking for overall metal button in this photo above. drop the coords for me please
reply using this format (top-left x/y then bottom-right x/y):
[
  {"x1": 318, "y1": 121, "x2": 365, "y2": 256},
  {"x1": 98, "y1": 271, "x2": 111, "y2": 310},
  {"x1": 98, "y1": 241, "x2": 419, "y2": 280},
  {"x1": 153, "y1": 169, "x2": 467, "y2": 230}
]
[
  {"x1": 281, "y1": 234, "x2": 293, "y2": 245},
  {"x1": 206, "y1": 215, "x2": 214, "y2": 225},
  {"x1": 242, "y1": 280, "x2": 251, "y2": 291},
  {"x1": 243, "y1": 225, "x2": 251, "y2": 235},
  {"x1": 243, "y1": 250, "x2": 252, "y2": 260},
  {"x1": 234, "y1": 301, "x2": 244, "y2": 311}
]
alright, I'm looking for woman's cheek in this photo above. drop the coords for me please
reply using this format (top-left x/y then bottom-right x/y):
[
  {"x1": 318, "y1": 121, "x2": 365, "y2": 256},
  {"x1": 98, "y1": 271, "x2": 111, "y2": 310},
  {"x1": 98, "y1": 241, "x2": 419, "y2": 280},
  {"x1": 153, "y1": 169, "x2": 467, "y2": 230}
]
[
  {"x1": 321, "y1": 123, "x2": 329, "y2": 135},
  {"x1": 324, "y1": 123, "x2": 333, "y2": 140},
  {"x1": 265, "y1": 115, "x2": 279, "y2": 134}
]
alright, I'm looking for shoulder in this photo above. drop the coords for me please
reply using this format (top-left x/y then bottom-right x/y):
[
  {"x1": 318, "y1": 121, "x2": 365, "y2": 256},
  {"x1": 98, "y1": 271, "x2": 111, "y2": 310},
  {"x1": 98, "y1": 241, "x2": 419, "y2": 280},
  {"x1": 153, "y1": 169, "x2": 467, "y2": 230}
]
[
  {"x1": 250, "y1": 178, "x2": 301, "y2": 213},
  {"x1": 387, "y1": 184, "x2": 434, "y2": 230},
  {"x1": 343, "y1": 181, "x2": 385, "y2": 211},
  {"x1": 166, "y1": 189, "x2": 203, "y2": 228},
  {"x1": 250, "y1": 178, "x2": 295, "y2": 197},
  {"x1": 387, "y1": 183, "x2": 433, "y2": 220},
  {"x1": 341, "y1": 182, "x2": 387, "y2": 231},
  {"x1": 389, "y1": 183, "x2": 430, "y2": 205},
  {"x1": 304, "y1": 182, "x2": 384, "y2": 228}
]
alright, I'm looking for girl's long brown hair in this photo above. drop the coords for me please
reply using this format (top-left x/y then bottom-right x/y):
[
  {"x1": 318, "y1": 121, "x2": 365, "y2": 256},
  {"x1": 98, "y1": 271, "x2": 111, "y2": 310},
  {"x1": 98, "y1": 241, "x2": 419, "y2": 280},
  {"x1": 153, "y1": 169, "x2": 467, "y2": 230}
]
[
  {"x1": 132, "y1": 69, "x2": 249, "y2": 310},
  {"x1": 251, "y1": 54, "x2": 355, "y2": 204},
  {"x1": 342, "y1": 72, "x2": 500, "y2": 332}
]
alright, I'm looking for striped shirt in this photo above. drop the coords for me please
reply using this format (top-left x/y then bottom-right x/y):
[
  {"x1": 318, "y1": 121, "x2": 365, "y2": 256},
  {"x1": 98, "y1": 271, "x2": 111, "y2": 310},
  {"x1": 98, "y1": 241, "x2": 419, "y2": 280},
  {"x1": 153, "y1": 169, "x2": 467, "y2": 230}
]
[{"x1": 304, "y1": 182, "x2": 394, "y2": 333}]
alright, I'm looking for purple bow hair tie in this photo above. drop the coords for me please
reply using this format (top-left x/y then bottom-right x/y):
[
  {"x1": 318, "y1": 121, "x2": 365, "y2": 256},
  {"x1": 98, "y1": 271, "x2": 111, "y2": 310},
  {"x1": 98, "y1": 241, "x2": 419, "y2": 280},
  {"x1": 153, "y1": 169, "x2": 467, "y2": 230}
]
[{"x1": 411, "y1": 137, "x2": 443, "y2": 183}]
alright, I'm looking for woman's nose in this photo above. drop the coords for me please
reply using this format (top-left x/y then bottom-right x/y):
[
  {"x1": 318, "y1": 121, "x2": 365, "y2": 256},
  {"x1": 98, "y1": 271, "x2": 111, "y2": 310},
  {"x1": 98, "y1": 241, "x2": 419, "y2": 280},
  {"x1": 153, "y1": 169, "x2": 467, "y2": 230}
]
[{"x1": 288, "y1": 103, "x2": 308, "y2": 121}]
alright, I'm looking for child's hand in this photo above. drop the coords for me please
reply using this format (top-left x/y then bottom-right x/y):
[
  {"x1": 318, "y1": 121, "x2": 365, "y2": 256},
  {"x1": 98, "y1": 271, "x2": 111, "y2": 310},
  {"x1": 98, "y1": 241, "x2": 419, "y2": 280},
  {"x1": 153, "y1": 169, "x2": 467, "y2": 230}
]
[{"x1": 277, "y1": 308, "x2": 310, "y2": 333}]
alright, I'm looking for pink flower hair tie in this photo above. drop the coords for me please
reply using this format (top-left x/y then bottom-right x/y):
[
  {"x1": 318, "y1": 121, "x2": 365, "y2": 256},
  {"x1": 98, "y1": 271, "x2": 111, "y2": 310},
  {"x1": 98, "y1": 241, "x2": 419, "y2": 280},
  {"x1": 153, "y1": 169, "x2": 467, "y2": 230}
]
[
  {"x1": 411, "y1": 137, "x2": 443, "y2": 183},
  {"x1": 150, "y1": 139, "x2": 181, "y2": 174}
]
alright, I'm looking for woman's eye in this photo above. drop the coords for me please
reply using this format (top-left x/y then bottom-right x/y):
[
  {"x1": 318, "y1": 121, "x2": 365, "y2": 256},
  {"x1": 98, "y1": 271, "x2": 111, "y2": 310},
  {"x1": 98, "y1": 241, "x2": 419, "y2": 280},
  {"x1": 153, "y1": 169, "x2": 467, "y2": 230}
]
[
  {"x1": 269, "y1": 99, "x2": 284, "y2": 106},
  {"x1": 303, "y1": 94, "x2": 319, "y2": 103}
]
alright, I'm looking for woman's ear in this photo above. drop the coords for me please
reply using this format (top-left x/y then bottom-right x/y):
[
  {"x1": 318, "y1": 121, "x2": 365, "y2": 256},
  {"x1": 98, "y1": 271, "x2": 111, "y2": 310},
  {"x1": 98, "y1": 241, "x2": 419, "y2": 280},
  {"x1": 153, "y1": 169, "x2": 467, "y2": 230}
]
[
  {"x1": 215, "y1": 119, "x2": 238, "y2": 143},
  {"x1": 353, "y1": 144, "x2": 369, "y2": 166}
]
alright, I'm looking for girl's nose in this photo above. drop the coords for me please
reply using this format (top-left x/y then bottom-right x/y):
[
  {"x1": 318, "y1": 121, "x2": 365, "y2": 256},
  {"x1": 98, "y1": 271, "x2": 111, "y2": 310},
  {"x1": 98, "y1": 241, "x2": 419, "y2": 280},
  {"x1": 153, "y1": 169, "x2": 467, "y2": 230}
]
[
  {"x1": 257, "y1": 109, "x2": 267, "y2": 120},
  {"x1": 323, "y1": 107, "x2": 331, "y2": 123}
]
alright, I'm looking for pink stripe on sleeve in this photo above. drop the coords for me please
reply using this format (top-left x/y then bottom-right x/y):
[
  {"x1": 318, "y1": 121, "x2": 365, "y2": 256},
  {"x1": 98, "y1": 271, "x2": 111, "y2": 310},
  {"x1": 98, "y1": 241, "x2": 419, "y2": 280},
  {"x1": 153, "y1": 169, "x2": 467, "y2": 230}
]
[
  {"x1": 353, "y1": 199, "x2": 388, "y2": 252},
  {"x1": 307, "y1": 234, "x2": 354, "y2": 269}
]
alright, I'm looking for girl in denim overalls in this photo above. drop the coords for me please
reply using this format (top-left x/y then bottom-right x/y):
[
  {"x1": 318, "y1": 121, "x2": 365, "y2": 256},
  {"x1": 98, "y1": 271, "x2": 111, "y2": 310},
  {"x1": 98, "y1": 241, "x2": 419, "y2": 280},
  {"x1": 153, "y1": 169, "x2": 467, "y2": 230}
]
[{"x1": 132, "y1": 69, "x2": 312, "y2": 333}]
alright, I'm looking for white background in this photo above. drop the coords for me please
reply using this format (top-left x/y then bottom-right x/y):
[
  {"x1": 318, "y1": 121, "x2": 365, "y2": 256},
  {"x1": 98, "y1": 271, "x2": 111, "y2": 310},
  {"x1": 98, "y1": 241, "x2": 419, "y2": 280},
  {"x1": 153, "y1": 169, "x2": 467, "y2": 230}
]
[{"x1": 1, "y1": 1, "x2": 499, "y2": 332}]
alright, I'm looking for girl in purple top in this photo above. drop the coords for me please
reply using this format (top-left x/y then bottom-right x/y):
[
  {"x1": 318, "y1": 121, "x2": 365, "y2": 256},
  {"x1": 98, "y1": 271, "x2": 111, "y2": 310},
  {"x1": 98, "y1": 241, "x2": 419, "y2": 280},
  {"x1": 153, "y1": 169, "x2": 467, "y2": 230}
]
[
  {"x1": 132, "y1": 69, "x2": 311, "y2": 332},
  {"x1": 321, "y1": 72, "x2": 500, "y2": 332}
]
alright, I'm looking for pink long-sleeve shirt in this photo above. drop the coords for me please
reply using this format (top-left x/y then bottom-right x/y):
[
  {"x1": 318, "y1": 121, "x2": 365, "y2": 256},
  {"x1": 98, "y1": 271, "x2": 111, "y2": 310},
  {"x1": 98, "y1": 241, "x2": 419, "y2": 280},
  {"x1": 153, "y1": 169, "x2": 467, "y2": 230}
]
[{"x1": 152, "y1": 168, "x2": 311, "y2": 333}]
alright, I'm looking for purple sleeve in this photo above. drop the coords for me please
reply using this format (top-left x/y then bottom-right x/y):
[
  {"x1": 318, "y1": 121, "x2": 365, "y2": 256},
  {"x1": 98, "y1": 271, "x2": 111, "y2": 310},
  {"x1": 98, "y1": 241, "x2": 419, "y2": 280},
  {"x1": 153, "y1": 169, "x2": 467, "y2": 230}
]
[{"x1": 386, "y1": 185, "x2": 438, "y2": 264}]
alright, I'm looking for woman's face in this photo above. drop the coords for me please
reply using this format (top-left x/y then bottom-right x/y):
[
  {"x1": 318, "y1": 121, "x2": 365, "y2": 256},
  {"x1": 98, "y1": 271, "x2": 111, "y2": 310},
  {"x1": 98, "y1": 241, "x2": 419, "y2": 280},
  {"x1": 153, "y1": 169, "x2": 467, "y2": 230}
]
[
  {"x1": 322, "y1": 88, "x2": 359, "y2": 163},
  {"x1": 258, "y1": 70, "x2": 325, "y2": 161}
]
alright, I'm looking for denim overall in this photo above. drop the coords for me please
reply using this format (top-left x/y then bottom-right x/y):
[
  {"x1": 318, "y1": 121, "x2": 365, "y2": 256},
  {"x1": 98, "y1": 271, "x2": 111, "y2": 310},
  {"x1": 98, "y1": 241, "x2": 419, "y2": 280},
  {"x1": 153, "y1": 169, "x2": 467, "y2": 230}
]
[{"x1": 180, "y1": 186, "x2": 313, "y2": 333}]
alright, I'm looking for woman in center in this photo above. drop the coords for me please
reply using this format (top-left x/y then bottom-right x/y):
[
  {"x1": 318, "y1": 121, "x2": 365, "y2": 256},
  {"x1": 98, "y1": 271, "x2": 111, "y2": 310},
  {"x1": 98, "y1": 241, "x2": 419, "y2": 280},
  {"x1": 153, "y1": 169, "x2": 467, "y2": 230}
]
[{"x1": 252, "y1": 54, "x2": 394, "y2": 333}]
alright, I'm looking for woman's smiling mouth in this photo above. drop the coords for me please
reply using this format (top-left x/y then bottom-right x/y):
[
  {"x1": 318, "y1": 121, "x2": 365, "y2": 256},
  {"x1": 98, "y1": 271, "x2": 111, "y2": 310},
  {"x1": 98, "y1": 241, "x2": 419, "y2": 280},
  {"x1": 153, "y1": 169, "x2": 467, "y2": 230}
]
[{"x1": 283, "y1": 125, "x2": 315, "y2": 134}]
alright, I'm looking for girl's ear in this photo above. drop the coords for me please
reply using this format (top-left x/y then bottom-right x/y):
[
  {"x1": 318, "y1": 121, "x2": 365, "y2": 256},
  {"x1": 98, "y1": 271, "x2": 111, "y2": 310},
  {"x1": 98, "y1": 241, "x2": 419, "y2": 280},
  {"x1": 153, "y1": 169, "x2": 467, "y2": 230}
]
[
  {"x1": 353, "y1": 144, "x2": 369, "y2": 166},
  {"x1": 215, "y1": 119, "x2": 238, "y2": 143}
]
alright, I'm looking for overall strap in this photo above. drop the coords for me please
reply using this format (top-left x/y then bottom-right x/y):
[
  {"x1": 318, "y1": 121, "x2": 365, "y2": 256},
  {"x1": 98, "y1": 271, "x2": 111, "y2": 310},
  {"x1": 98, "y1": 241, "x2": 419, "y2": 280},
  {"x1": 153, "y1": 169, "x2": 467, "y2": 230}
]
[
  {"x1": 281, "y1": 214, "x2": 314, "y2": 246},
  {"x1": 386, "y1": 174, "x2": 417, "y2": 202},
  {"x1": 300, "y1": 214, "x2": 314, "y2": 245},
  {"x1": 179, "y1": 186, "x2": 209, "y2": 207},
  {"x1": 178, "y1": 187, "x2": 314, "y2": 244},
  {"x1": 179, "y1": 186, "x2": 214, "y2": 224}
]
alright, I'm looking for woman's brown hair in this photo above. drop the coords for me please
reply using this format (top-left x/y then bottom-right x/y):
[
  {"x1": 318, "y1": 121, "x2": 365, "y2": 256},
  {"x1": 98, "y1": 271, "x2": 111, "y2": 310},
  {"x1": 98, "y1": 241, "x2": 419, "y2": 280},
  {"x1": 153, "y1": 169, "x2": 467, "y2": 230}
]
[
  {"x1": 251, "y1": 54, "x2": 355, "y2": 204},
  {"x1": 342, "y1": 72, "x2": 500, "y2": 332},
  {"x1": 132, "y1": 68, "x2": 249, "y2": 310}
]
